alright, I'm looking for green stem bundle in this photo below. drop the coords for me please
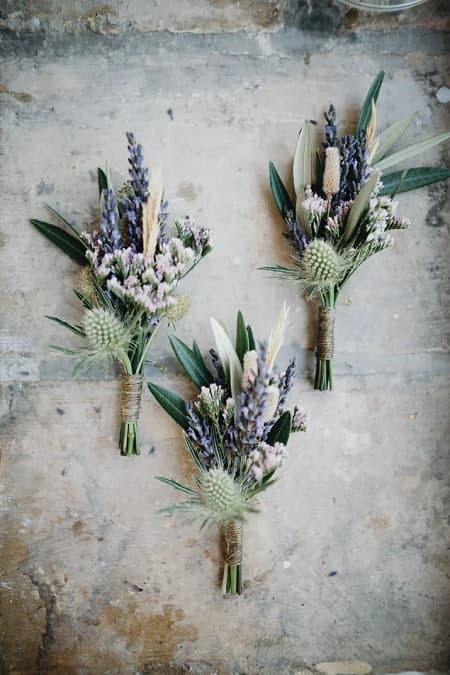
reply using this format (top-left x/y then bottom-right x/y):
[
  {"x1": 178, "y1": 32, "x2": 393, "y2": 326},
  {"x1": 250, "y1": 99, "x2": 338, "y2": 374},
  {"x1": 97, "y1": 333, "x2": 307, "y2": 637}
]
[
  {"x1": 222, "y1": 521, "x2": 243, "y2": 595},
  {"x1": 314, "y1": 287, "x2": 338, "y2": 391}
]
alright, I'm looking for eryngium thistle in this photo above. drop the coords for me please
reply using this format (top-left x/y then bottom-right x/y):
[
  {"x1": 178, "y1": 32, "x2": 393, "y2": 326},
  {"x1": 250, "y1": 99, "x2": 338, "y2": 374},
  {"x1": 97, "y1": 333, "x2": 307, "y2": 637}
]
[
  {"x1": 199, "y1": 468, "x2": 245, "y2": 523},
  {"x1": 301, "y1": 239, "x2": 344, "y2": 284},
  {"x1": 83, "y1": 308, "x2": 130, "y2": 355}
]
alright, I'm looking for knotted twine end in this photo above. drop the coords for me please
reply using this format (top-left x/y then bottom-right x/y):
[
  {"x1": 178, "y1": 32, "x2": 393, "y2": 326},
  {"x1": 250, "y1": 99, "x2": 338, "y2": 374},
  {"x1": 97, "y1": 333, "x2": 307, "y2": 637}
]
[
  {"x1": 225, "y1": 521, "x2": 243, "y2": 566},
  {"x1": 317, "y1": 306, "x2": 336, "y2": 360},
  {"x1": 120, "y1": 374, "x2": 144, "y2": 423}
]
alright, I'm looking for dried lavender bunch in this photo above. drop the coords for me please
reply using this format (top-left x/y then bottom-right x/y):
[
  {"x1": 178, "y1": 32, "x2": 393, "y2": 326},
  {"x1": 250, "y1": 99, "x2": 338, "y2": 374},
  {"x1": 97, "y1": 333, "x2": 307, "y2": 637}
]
[
  {"x1": 149, "y1": 306, "x2": 306, "y2": 595},
  {"x1": 31, "y1": 132, "x2": 211, "y2": 455},
  {"x1": 265, "y1": 70, "x2": 449, "y2": 391}
]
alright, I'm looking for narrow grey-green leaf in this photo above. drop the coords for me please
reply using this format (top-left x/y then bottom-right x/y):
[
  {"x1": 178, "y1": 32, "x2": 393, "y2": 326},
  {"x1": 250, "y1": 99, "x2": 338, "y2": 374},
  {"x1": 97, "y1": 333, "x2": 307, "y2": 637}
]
[
  {"x1": 210, "y1": 317, "x2": 243, "y2": 419},
  {"x1": 30, "y1": 219, "x2": 87, "y2": 265},
  {"x1": 357, "y1": 70, "x2": 385, "y2": 135},
  {"x1": 247, "y1": 325, "x2": 256, "y2": 351},
  {"x1": 379, "y1": 166, "x2": 450, "y2": 195},
  {"x1": 267, "y1": 411, "x2": 291, "y2": 445},
  {"x1": 147, "y1": 382, "x2": 189, "y2": 430},
  {"x1": 155, "y1": 476, "x2": 197, "y2": 496},
  {"x1": 46, "y1": 315, "x2": 85, "y2": 337},
  {"x1": 343, "y1": 170, "x2": 380, "y2": 244},
  {"x1": 45, "y1": 204, "x2": 83, "y2": 239},
  {"x1": 235, "y1": 310, "x2": 249, "y2": 363},
  {"x1": 371, "y1": 113, "x2": 416, "y2": 164},
  {"x1": 169, "y1": 334, "x2": 213, "y2": 389},
  {"x1": 374, "y1": 132, "x2": 450, "y2": 172},
  {"x1": 269, "y1": 161, "x2": 294, "y2": 216},
  {"x1": 293, "y1": 121, "x2": 312, "y2": 238},
  {"x1": 293, "y1": 120, "x2": 312, "y2": 194},
  {"x1": 97, "y1": 167, "x2": 108, "y2": 196}
]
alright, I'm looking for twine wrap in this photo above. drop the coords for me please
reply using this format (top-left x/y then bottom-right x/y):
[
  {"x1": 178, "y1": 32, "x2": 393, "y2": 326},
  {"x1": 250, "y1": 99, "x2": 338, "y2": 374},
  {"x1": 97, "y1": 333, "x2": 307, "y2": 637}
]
[
  {"x1": 120, "y1": 374, "x2": 144, "y2": 423},
  {"x1": 225, "y1": 521, "x2": 243, "y2": 566},
  {"x1": 317, "y1": 306, "x2": 336, "y2": 360}
]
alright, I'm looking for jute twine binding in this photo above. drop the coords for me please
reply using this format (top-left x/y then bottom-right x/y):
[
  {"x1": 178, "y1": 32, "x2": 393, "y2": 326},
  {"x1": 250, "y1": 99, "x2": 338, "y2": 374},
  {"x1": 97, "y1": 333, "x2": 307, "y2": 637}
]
[
  {"x1": 317, "y1": 306, "x2": 336, "y2": 360},
  {"x1": 120, "y1": 374, "x2": 144, "y2": 423},
  {"x1": 225, "y1": 521, "x2": 243, "y2": 566}
]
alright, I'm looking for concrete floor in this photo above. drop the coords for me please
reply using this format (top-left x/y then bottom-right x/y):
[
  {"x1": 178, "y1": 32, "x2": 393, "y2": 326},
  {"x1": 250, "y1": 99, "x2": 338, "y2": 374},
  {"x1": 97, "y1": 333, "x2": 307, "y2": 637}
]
[{"x1": 0, "y1": 1, "x2": 449, "y2": 673}]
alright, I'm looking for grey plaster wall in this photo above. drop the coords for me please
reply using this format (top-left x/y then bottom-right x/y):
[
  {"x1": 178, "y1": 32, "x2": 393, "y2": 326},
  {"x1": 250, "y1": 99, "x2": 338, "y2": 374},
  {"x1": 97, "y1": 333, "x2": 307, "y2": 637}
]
[{"x1": 0, "y1": 1, "x2": 449, "y2": 673}]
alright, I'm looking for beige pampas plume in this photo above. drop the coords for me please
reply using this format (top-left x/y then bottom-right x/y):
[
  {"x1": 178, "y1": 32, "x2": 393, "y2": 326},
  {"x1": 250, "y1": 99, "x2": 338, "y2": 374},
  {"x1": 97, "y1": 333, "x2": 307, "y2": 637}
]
[
  {"x1": 142, "y1": 168, "x2": 163, "y2": 259},
  {"x1": 266, "y1": 302, "x2": 290, "y2": 372},
  {"x1": 242, "y1": 349, "x2": 258, "y2": 388},
  {"x1": 323, "y1": 147, "x2": 341, "y2": 196}
]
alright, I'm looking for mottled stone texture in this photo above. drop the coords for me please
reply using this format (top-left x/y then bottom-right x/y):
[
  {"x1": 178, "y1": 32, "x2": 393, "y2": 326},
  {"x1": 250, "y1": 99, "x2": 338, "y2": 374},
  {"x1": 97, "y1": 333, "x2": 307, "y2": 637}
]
[{"x1": 0, "y1": 1, "x2": 449, "y2": 673}]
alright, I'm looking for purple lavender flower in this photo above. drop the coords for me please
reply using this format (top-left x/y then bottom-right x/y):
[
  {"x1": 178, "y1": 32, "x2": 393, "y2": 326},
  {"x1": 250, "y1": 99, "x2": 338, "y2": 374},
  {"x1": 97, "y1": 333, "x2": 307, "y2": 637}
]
[
  {"x1": 336, "y1": 132, "x2": 371, "y2": 204},
  {"x1": 283, "y1": 209, "x2": 308, "y2": 252},
  {"x1": 324, "y1": 105, "x2": 338, "y2": 148},
  {"x1": 100, "y1": 189, "x2": 121, "y2": 253},
  {"x1": 291, "y1": 405, "x2": 308, "y2": 432},
  {"x1": 235, "y1": 345, "x2": 271, "y2": 456},
  {"x1": 186, "y1": 402, "x2": 216, "y2": 468},
  {"x1": 120, "y1": 132, "x2": 150, "y2": 252},
  {"x1": 276, "y1": 357, "x2": 296, "y2": 412}
]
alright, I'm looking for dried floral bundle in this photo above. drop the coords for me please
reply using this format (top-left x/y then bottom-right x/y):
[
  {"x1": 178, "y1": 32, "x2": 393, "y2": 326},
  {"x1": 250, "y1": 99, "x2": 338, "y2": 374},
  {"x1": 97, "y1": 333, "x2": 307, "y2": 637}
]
[
  {"x1": 31, "y1": 133, "x2": 211, "y2": 455},
  {"x1": 265, "y1": 71, "x2": 450, "y2": 391},
  {"x1": 149, "y1": 307, "x2": 307, "y2": 595}
]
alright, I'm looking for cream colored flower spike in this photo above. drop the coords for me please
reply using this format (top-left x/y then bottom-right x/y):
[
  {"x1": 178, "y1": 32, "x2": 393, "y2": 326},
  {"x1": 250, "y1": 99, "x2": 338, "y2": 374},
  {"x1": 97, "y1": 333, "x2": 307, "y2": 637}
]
[
  {"x1": 142, "y1": 168, "x2": 163, "y2": 259},
  {"x1": 266, "y1": 302, "x2": 290, "y2": 372}
]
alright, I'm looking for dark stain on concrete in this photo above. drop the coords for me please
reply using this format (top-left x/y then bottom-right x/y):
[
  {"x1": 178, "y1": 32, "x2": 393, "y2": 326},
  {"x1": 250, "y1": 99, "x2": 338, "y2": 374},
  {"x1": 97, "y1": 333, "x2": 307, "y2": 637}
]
[
  {"x1": 0, "y1": 84, "x2": 32, "y2": 102},
  {"x1": 97, "y1": 601, "x2": 198, "y2": 660},
  {"x1": 426, "y1": 181, "x2": 448, "y2": 228},
  {"x1": 29, "y1": 574, "x2": 57, "y2": 672}
]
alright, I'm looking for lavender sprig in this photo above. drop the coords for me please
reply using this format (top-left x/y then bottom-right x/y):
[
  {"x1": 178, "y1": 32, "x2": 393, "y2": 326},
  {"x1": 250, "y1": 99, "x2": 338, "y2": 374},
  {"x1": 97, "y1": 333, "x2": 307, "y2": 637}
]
[
  {"x1": 120, "y1": 132, "x2": 150, "y2": 251},
  {"x1": 99, "y1": 189, "x2": 121, "y2": 253}
]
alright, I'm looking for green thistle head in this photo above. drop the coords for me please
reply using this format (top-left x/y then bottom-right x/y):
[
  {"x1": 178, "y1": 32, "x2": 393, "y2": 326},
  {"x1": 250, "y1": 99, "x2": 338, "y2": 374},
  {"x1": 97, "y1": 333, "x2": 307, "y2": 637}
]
[
  {"x1": 199, "y1": 468, "x2": 246, "y2": 524},
  {"x1": 302, "y1": 239, "x2": 345, "y2": 284},
  {"x1": 83, "y1": 308, "x2": 130, "y2": 356}
]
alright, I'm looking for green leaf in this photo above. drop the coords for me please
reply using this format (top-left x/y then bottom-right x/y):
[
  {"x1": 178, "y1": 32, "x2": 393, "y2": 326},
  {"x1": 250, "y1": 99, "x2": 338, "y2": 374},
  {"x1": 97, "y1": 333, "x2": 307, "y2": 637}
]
[
  {"x1": 97, "y1": 167, "x2": 108, "y2": 196},
  {"x1": 259, "y1": 264, "x2": 299, "y2": 280},
  {"x1": 374, "y1": 132, "x2": 450, "y2": 172},
  {"x1": 357, "y1": 70, "x2": 385, "y2": 135},
  {"x1": 343, "y1": 170, "x2": 380, "y2": 244},
  {"x1": 45, "y1": 204, "x2": 82, "y2": 239},
  {"x1": 269, "y1": 161, "x2": 294, "y2": 217},
  {"x1": 235, "y1": 310, "x2": 249, "y2": 363},
  {"x1": 46, "y1": 315, "x2": 85, "y2": 337},
  {"x1": 247, "y1": 325, "x2": 256, "y2": 351},
  {"x1": 210, "y1": 318, "x2": 243, "y2": 418},
  {"x1": 169, "y1": 334, "x2": 213, "y2": 389},
  {"x1": 379, "y1": 166, "x2": 450, "y2": 195},
  {"x1": 184, "y1": 435, "x2": 204, "y2": 470},
  {"x1": 73, "y1": 289, "x2": 94, "y2": 310},
  {"x1": 371, "y1": 112, "x2": 416, "y2": 164},
  {"x1": 293, "y1": 120, "x2": 312, "y2": 195},
  {"x1": 155, "y1": 476, "x2": 197, "y2": 496},
  {"x1": 267, "y1": 411, "x2": 292, "y2": 445},
  {"x1": 147, "y1": 382, "x2": 189, "y2": 430},
  {"x1": 293, "y1": 120, "x2": 312, "y2": 238},
  {"x1": 30, "y1": 219, "x2": 87, "y2": 265},
  {"x1": 191, "y1": 340, "x2": 212, "y2": 378}
]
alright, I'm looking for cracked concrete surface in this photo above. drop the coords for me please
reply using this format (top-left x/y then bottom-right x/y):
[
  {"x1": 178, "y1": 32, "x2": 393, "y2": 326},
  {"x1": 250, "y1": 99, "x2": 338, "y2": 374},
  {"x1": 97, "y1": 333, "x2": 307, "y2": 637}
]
[{"x1": 0, "y1": 0, "x2": 449, "y2": 672}]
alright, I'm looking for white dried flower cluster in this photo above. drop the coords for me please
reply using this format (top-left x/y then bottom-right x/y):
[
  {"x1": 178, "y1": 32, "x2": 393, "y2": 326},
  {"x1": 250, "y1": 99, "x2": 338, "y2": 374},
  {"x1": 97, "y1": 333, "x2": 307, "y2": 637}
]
[
  {"x1": 263, "y1": 384, "x2": 279, "y2": 422},
  {"x1": 249, "y1": 441, "x2": 287, "y2": 481},
  {"x1": 87, "y1": 239, "x2": 195, "y2": 315},
  {"x1": 197, "y1": 383, "x2": 225, "y2": 421}
]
